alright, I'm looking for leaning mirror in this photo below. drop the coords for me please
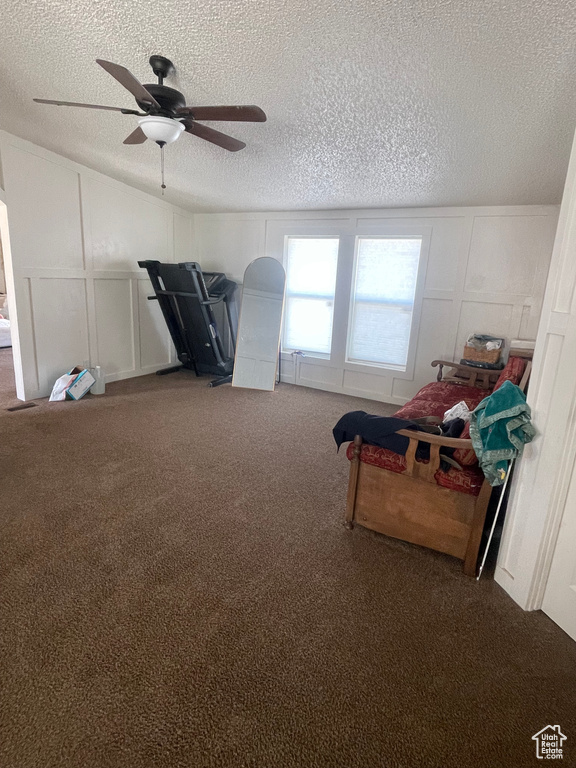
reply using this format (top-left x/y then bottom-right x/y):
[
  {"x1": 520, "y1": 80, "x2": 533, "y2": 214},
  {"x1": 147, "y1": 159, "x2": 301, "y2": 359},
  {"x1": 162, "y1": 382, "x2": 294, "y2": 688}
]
[{"x1": 232, "y1": 257, "x2": 286, "y2": 391}]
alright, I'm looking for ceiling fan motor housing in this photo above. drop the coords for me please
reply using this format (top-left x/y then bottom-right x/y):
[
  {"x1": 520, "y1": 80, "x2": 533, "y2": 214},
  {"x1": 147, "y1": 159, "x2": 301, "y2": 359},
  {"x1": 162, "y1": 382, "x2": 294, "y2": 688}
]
[
  {"x1": 137, "y1": 55, "x2": 184, "y2": 116},
  {"x1": 137, "y1": 84, "x2": 186, "y2": 116}
]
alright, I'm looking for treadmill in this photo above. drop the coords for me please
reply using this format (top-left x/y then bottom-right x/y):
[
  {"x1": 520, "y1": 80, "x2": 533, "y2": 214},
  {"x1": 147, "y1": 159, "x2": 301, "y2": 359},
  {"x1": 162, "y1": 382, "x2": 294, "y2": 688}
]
[{"x1": 139, "y1": 260, "x2": 238, "y2": 387}]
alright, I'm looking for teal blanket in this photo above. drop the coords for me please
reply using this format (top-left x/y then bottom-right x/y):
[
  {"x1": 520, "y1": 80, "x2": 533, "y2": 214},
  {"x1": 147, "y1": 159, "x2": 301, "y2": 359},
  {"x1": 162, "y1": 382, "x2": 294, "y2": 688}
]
[{"x1": 470, "y1": 380, "x2": 535, "y2": 486}]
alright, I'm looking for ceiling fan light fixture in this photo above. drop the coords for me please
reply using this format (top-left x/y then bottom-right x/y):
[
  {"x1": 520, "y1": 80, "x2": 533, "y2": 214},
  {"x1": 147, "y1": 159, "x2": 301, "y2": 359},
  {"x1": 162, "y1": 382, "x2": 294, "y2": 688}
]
[
  {"x1": 35, "y1": 56, "x2": 265, "y2": 154},
  {"x1": 138, "y1": 115, "x2": 184, "y2": 145}
]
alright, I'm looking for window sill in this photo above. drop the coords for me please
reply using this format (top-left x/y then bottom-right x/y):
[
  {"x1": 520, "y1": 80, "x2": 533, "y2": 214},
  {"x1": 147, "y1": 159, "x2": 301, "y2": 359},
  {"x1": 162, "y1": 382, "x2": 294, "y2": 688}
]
[
  {"x1": 344, "y1": 359, "x2": 415, "y2": 379},
  {"x1": 281, "y1": 350, "x2": 332, "y2": 363},
  {"x1": 346, "y1": 358, "x2": 407, "y2": 373}
]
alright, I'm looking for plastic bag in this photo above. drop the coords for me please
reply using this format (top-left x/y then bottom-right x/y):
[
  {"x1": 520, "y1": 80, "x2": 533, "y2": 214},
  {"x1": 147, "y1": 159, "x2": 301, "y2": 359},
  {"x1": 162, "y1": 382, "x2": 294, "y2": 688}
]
[
  {"x1": 443, "y1": 400, "x2": 472, "y2": 423},
  {"x1": 465, "y1": 333, "x2": 503, "y2": 351},
  {"x1": 49, "y1": 373, "x2": 77, "y2": 402}
]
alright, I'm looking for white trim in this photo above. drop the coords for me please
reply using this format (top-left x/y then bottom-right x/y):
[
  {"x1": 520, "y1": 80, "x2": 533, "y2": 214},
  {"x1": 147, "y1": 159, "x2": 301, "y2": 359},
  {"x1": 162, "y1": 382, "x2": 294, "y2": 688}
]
[
  {"x1": 494, "y1": 127, "x2": 576, "y2": 613},
  {"x1": 196, "y1": 204, "x2": 557, "y2": 222},
  {"x1": 0, "y1": 131, "x2": 193, "y2": 219},
  {"x1": 0, "y1": 129, "x2": 192, "y2": 400},
  {"x1": 344, "y1": 227, "x2": 432, "y2": 380},
  {"x1": 270, "y1": 219, "x2": 433, "y2": 397},
  {"x1": 197, "y1": 205, "x2": 558, "y2": 408}
]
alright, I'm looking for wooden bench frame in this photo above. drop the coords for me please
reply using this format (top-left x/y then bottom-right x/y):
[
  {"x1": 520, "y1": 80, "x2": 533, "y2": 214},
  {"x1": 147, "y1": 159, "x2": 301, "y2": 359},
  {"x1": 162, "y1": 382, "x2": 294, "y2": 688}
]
[{"x1": 344, "y1": 357, "x2": 532, "y2": 576}]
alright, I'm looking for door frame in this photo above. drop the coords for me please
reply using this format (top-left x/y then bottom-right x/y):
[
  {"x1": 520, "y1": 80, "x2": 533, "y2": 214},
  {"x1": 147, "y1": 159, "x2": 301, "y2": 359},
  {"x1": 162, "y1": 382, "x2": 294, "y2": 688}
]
[
  {"x1": 495, "y1": 128, "x2": 576, "y2": 620},
  {"x1": 0, "y1": 187, "x2": 24, "y2": 400}
]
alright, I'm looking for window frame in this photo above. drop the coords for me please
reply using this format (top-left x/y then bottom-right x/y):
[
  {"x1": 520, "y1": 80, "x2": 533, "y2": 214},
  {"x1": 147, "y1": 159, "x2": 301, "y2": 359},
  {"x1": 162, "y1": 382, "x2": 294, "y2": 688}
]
[
  {"x1": 281, "y1": 234, "x2": 341, "y2": 359},
  {"x1": 266, "y1": 219, "x2": 352, "y2": 368},
  {"x1": 266, "y1": 219, "x2": 430, "y2": 382},
  {"x1": 340, "y1": 224, "x2": 431, "y2": 380},
  {"x1": 344, "y1": 233, "x2": 426, "y2": 373}
]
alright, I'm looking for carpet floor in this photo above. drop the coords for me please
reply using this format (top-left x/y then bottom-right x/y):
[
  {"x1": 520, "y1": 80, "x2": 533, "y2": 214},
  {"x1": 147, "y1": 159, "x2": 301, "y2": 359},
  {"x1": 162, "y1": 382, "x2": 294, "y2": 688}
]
[
  {"x1": 1, "y1": 355, "x2": 575, "y2": 768},
  {"x1": 0, "y1": 345, "x2": 17, "y2": 409}
]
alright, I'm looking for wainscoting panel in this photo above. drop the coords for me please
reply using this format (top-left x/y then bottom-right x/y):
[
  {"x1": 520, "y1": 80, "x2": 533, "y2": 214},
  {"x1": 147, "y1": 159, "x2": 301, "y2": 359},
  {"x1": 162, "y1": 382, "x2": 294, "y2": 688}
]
[
  {"x1": 195, "y1": 207, "x2": 558, "y2": 405},
  {"x1": 392, "y1": 298, "x2": 454, "y2": 401},
  {"x1": 454, "y1": 300, "x2": 516, "y2": 359},
  {"x1": 137, "y1": 278, "x2": 173, "y2": 371},
  {"x1": 0, "y1": 132, "x2": 192, "y2": 399},
  {"x1": 84, "y1": 177, "x2": 173, "y2": 271},
  {"x1": 465, "y1": 214, "x2": 556, "y2": 296},
  {"x1": 30, "y1": 277, "x2": 90, "y2": 392},
  {"x1": 195, "y1": 217, "x2": 266, "y2": 283},
  {"x1": 1, "y1": 144, "x2": 84, "y2": 271},
  {"x1": 94, "y1": 278, "x2": 135, "y2": 376}
]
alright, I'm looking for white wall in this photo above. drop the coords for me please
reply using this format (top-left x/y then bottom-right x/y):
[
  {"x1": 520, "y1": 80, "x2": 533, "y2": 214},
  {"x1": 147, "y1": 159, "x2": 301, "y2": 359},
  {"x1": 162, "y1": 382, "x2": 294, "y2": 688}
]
[
  {"x1": 194, "y1": 207, "x2": 558, "y2": 404},
  {"x1": 0, "y1": 132, "x2": 193, "y2": 400},
  {"x1": 495, "y1": 128, "x2": 576, "y2": 618},
  {"x1": 0, "y1": 130, "x2": 560, "y2": 412}
]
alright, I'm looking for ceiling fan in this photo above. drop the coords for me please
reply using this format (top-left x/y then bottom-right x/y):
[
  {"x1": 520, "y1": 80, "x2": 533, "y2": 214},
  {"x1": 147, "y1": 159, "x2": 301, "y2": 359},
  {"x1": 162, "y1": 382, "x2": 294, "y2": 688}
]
[{"x1": 34, "y1": 55, "x2": 266, "y2": 153}]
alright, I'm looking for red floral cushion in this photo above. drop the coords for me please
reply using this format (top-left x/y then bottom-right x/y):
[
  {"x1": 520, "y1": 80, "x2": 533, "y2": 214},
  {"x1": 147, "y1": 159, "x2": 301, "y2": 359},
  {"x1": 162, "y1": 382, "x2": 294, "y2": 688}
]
[
  {"x1": 435, "y1": 463, "x2": 485, "y2": 495},
  {"x1": 493, "y1": 356, "x2": 526, "y2": 391},
  {"x1": 395, "y1": 385, "x2": 485, "y2": 421},
  {"x1": 410, "y1": 381, "x2": 487, "y2": 409},
  {"x1": 452, "y1": 422, "x2": 477, "y2": 466},
  {"x1": 395, "y1": 399, "x2": 447, "y2": 420},
  {"x1": 346, "y1": 442, "x2": 407, "y2": 474},
  {"x1": 392, "y1": 381, "x2": 486, "y2": 468},
  {"x1": 346, "y1": 441, "x2": 485, "y2": 496}
]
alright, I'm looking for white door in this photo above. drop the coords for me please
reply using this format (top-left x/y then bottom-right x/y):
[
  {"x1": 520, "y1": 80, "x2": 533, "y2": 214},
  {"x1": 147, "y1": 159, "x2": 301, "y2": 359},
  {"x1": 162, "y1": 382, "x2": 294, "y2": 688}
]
[{"x1": 542, "y1": 456, "x2": 576, "y2": 641}]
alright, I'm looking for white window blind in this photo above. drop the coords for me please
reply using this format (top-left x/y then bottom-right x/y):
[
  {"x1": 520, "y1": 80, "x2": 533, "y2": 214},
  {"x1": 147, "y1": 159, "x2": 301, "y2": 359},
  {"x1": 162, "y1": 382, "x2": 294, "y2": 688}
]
[
  {"x1": 283, "y1": 237, "x2": 339, "y2": 356},
  {"x1": 346, "y1": 237, "x2": 423, "y2": 369}
]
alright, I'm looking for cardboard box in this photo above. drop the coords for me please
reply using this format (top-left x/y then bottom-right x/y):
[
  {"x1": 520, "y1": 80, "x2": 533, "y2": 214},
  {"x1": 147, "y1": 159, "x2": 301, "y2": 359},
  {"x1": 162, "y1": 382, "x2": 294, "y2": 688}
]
[
  {"x1": 49, "y1": 366, "x2": 96, "y2": 402},
  {"x1": 66, "y1": 367, "x2": 95, "y2": 400}
]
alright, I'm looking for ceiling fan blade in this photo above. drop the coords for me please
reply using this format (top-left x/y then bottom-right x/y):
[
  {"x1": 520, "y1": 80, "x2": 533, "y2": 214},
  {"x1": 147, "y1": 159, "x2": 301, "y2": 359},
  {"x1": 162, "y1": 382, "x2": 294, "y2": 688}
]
[
  {"x1": 96, "y1": 59, "x2": 161, "y2": 109},
  {"x1": 177, "y1": 105, "x2": 266, "y2": 122},
  {"x1": 183, "y1": 120, "x2": 246, "y2": 152},
  {"x1": 123, "y1": 126, "x2": 147, "y2": 145},
  {"x1": 33, "y1": 98, "x2": 140, "y2": 115}
]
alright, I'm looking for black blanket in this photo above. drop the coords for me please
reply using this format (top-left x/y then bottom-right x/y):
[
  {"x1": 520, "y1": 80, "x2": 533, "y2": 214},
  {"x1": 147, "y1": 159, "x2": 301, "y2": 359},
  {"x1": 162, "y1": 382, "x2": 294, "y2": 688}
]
[
  {"x1": 332, "y1": 411, "x2": 422, "y2": 455},
  {"x1": 332, "y1": 411, "x2": 466, "y2": 466}
]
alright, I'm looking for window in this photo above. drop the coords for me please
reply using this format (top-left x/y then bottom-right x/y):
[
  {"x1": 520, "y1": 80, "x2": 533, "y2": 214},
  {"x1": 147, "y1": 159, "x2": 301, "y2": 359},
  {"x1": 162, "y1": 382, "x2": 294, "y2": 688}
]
[
  {"x1": 278, "y1": 228, "x2": 426, "y2": 378},
  {"x1": 282, "y1": 237, "x2": 339, "y2": 357},
  {"x1": 346, "y1": 237, "x2": 423, "y2": 370}
]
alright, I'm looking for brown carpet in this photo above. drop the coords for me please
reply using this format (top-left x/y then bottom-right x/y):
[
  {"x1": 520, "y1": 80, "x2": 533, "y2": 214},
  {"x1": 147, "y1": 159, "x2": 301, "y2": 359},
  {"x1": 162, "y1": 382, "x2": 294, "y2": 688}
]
[
  {"x1": 0, "y1": 346, "x2": 18, "y2": 409},
  {"x1": 1, "y1": 364, "x2": 575, "y2": 768}
]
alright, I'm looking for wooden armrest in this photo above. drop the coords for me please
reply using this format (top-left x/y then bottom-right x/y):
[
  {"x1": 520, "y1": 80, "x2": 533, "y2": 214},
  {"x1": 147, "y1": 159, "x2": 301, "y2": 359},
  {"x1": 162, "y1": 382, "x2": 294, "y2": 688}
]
[
  {"x1": 519, "y1": 360, "x2": 532, "y2": 393},
  {"x1": 431, "y1": 359, "x2": 498, "y2": 389},
  {"x1": 432, "y1": 359, "x2": 479, "y2": 372},
  {"x1": 398, "y1": 429, "x2": 474, "y2": 482},
  {"x1": 395, "y1": 428, "x2": 472, "y2": 449},
  {"x1": 353, "y1": 432, "x2": 472, "y2": 449}
]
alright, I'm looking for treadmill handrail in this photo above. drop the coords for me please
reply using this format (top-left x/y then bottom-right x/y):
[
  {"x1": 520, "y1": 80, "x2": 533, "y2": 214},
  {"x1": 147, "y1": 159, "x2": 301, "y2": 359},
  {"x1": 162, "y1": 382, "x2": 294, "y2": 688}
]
[{"x1": 153, "y1": 289, "x2": 225, "y2": 306}]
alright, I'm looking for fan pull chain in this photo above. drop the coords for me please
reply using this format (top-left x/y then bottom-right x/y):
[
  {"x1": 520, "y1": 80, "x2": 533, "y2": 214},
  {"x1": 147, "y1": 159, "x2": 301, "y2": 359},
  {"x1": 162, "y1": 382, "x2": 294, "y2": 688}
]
[{"x1": 160, "y1": 144, "x2": 166, "y2": 195}]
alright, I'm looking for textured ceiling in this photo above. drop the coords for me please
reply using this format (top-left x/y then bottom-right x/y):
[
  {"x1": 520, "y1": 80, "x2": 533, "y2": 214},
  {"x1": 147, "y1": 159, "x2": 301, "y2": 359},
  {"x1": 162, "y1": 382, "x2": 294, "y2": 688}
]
[{"x1": 0, "y1": 0, "x2": 575, "y2": 212}]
